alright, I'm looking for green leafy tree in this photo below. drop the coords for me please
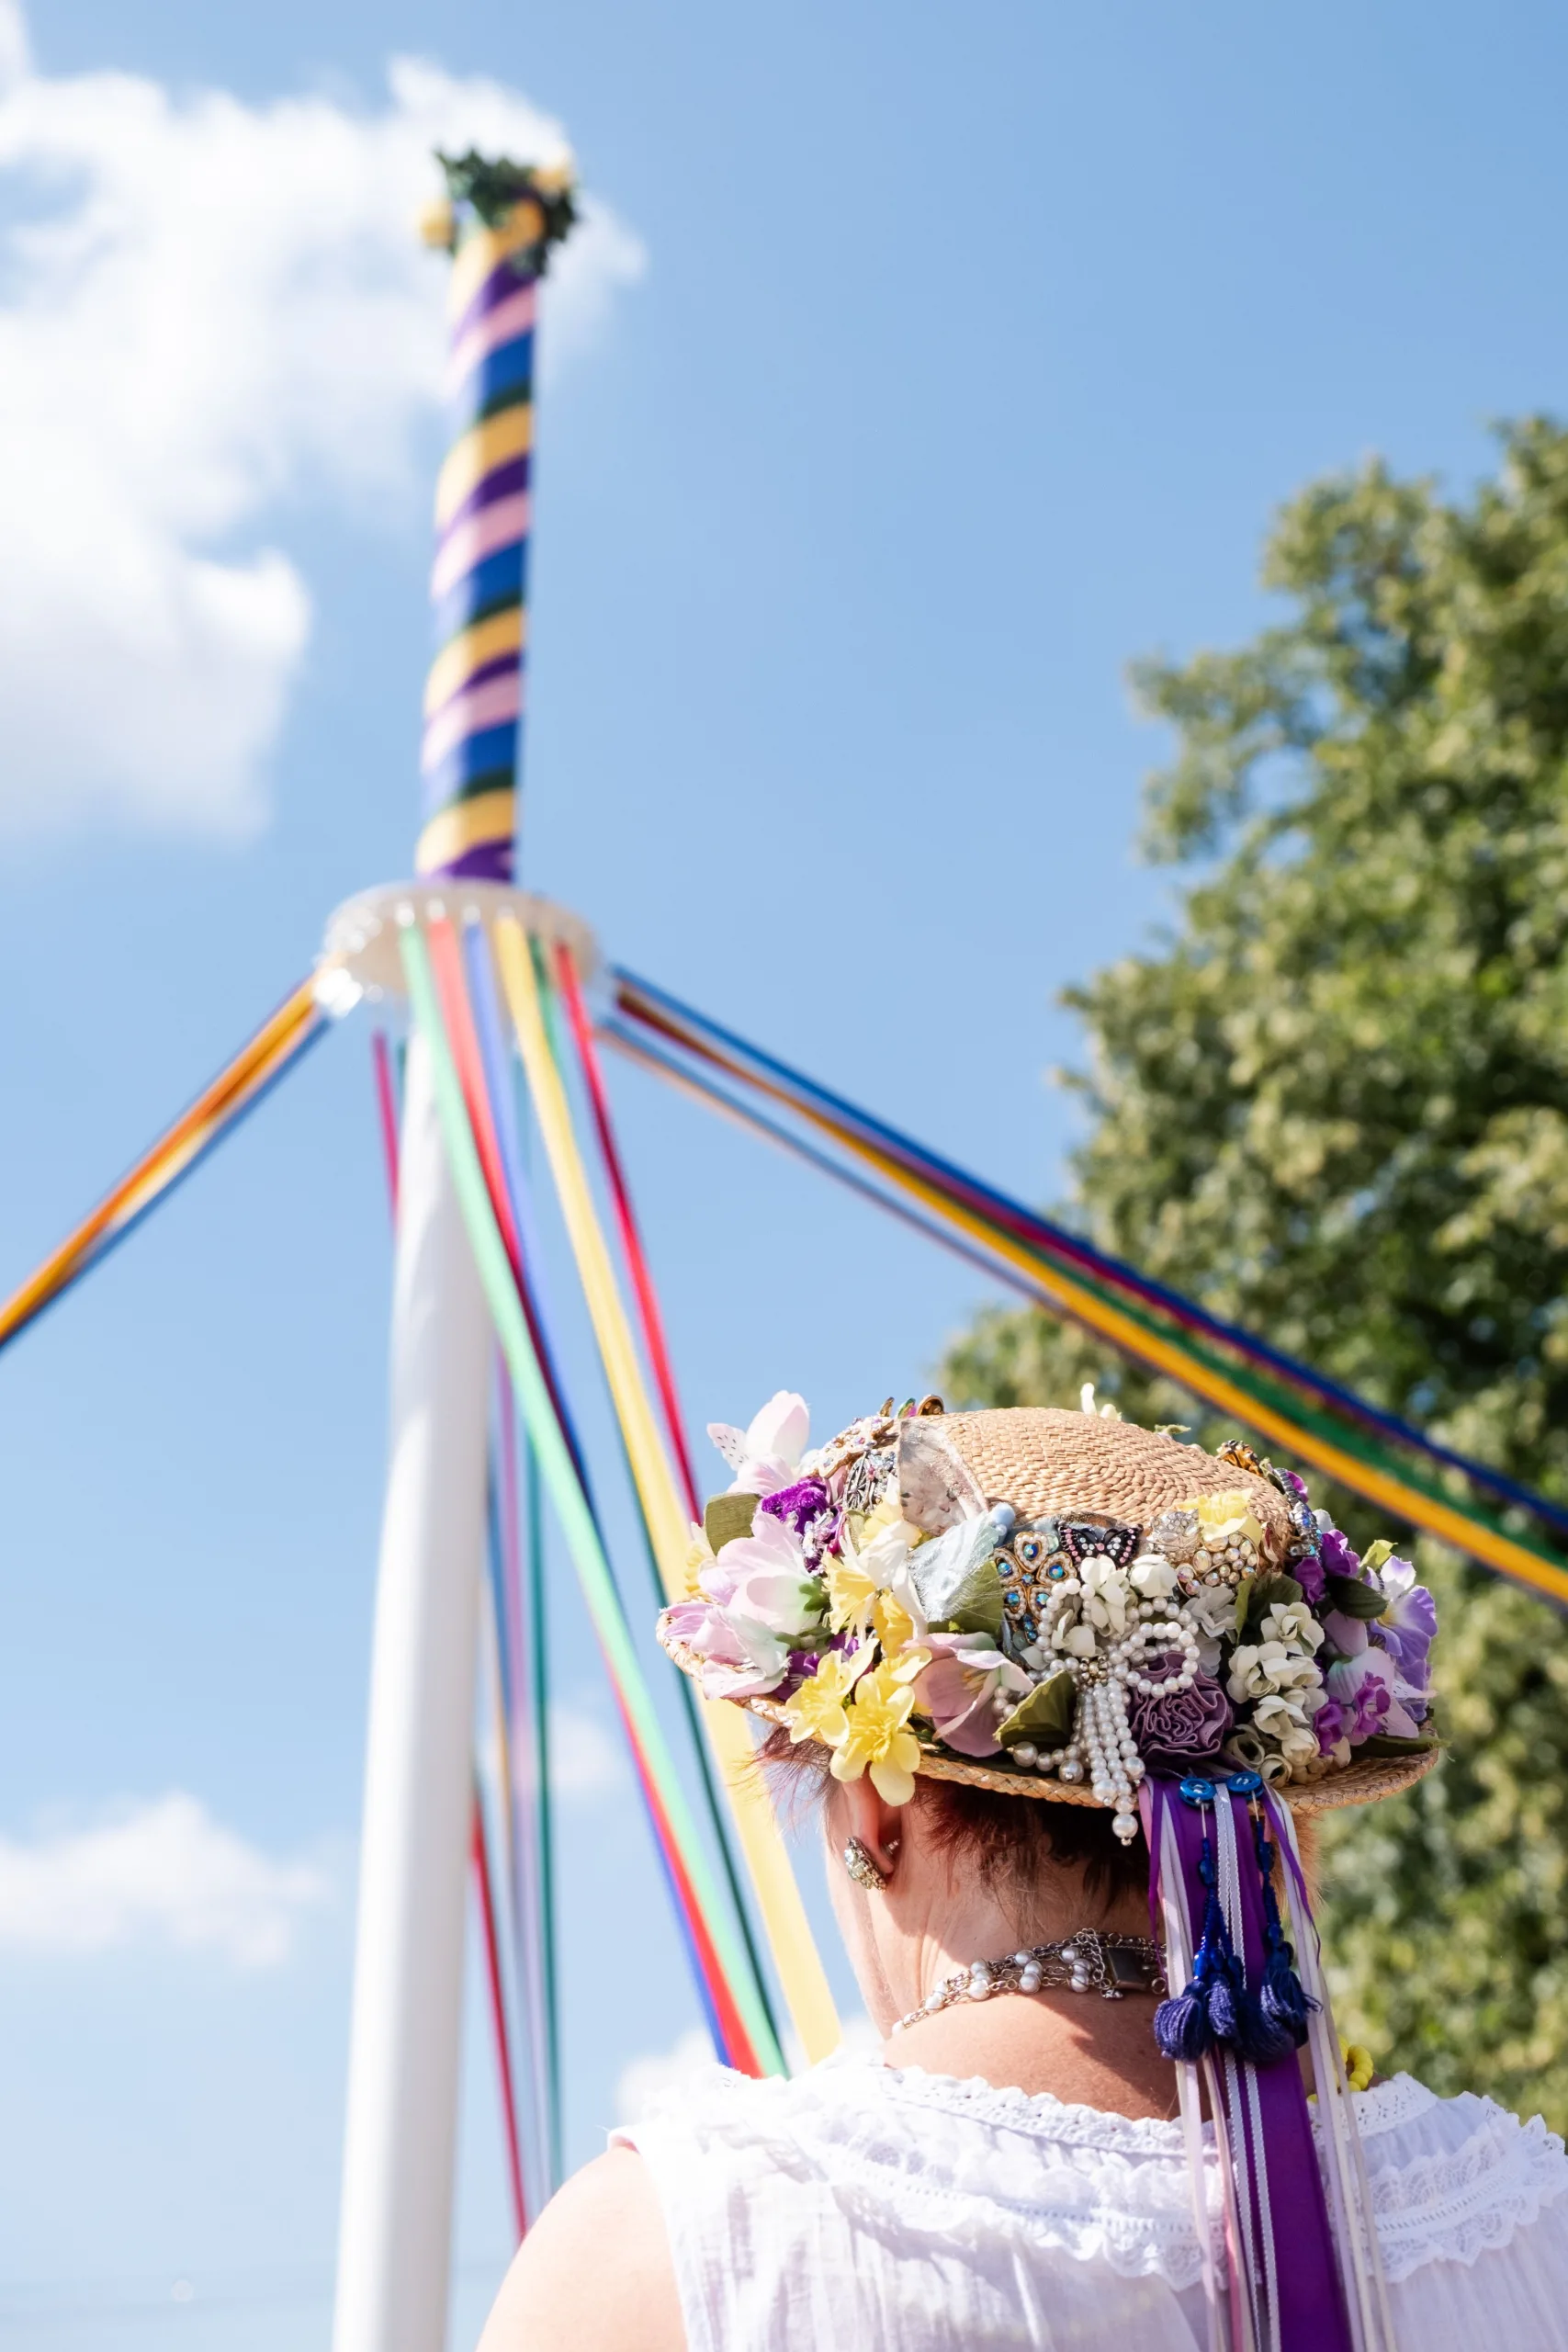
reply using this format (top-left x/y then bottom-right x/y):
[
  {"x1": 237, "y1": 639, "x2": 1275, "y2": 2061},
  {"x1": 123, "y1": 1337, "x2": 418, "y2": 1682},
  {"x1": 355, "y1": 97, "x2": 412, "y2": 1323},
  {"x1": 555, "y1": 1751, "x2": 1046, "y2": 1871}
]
[{"x1": 942, "y1": 418, "x2": 1568, "y2": 2122}]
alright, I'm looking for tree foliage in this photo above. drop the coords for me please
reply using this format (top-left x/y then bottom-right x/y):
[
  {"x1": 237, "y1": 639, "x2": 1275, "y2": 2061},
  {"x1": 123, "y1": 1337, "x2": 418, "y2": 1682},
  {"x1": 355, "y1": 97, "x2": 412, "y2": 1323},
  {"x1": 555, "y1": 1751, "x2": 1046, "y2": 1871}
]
[{"x1": 942, "y1": 419, "x2": 1568, "y2": 2123}]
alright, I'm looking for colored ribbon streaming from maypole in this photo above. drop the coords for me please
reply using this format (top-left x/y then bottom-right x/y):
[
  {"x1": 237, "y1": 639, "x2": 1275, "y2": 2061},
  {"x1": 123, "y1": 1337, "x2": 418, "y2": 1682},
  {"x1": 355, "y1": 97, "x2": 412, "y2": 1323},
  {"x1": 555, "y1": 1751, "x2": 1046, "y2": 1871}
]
[
  {"x1": 368, "y1": 1028, "x2": 537, "y2": 2225},
  {"x1": 455, "y1": 922, "x2": 788, "y2": 2069},
  {"x1": 554, "y1": 945, "x2": 704, "y2": 1521},
  {"x1": 397, "y1": 912, "x2": 785, "y2": 2076},
  {"x1": 604, "y1": 970, "x2": 1568, "y2": 1611},
  {"x1": 432, "y1": 909, "x2": 806, "y2": 2070},
  {"x1": 0, "y1": 978, "x2": 326, "y2": 1360},
  {"x1": 416, "y1": 150, "x2": 577, "y2": 883},
  {"x1": 421, "y1": 922, "x2": 769, "y2": 2121},
  {"x1": 491, "y1": 916, "x2": 841, "y2": 2068}
]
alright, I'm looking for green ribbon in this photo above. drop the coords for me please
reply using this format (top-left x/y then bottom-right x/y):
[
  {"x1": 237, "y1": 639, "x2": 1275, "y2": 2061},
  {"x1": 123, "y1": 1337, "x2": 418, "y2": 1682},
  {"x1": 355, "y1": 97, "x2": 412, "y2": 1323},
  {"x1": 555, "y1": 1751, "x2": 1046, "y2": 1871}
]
[{"x1": 399, "y1": 918, "x2": 784, "y2": 2075}]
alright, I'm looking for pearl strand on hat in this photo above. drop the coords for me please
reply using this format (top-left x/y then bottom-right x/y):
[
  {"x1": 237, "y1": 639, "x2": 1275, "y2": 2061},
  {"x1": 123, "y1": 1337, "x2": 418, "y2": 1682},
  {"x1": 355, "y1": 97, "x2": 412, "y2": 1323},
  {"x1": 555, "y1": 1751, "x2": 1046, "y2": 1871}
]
[{"x1": 1010, "y1": 1603, "x2": 1203, "y2": 1846}]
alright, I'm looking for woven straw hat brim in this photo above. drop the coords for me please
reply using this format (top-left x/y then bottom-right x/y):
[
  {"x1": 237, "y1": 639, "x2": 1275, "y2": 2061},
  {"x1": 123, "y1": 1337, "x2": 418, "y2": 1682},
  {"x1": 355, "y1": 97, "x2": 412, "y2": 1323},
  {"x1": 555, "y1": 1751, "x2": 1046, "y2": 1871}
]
[{"x1": 658, "y1": 1628, "x2": 1439, "y2": 1812}]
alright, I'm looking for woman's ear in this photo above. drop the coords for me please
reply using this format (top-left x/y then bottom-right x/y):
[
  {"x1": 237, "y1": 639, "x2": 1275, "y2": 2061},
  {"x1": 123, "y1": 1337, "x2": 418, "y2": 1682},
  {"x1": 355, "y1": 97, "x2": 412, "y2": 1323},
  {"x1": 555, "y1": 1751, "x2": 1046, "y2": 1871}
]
[{"x1": 839, "y1": 1775, "x2": 905, "y2": 1879}]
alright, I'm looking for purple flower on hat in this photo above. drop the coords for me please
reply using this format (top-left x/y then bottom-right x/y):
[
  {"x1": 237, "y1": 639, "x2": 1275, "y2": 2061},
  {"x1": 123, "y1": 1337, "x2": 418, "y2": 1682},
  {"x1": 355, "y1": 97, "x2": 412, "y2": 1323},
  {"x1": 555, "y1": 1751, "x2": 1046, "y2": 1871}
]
[
  {"x1": 1325, "y1": 1646, "x2": 1420, "y2": 1742},
  {"x1": 1376, "y1": 1555, "x2": 1437, "y2": 1692},
  {"x1": 1126, "y1": 1653, "x2": 1234, "y2": 1772},
  {"x1": 1293, "y1": 1547, "x2": 1327, "y2": 1608},
  {"x1": 1313, "y1": 1694, "x2": 1357, "y2": 1756},
  {"x1": 760, "y1": 1476, "x2": 831, "y2": 1532},
  {"x1": 1318, "y1": 1526, "x2": 1362, "y2": 1582},
  {"x1": 759, "y1": 1476, "x2": 836, "y2": 1563}
]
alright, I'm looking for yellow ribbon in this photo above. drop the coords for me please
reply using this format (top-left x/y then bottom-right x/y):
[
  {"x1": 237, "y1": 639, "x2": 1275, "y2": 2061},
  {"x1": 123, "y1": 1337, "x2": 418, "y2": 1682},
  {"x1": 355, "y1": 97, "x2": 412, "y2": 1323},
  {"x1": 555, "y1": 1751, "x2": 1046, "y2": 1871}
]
[{"x1": 493, "y1": 916, "x2": 840, "y2": 2065}]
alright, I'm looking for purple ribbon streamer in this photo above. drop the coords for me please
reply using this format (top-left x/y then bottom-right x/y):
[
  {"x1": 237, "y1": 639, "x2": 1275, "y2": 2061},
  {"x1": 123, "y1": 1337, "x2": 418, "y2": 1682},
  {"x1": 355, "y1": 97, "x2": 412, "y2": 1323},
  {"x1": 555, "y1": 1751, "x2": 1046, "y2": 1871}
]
[{"x1": 1155, "y1": 1780, "x2": 1353, "y2": 2352}]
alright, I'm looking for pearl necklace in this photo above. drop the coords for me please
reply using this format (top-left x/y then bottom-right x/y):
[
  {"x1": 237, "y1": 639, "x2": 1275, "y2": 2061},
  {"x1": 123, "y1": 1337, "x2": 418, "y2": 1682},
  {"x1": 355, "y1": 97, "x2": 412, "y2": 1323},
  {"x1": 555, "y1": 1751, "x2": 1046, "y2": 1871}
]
[{"x1": 890, "y1": 1929, "x2": 1166, "y2": 2034}]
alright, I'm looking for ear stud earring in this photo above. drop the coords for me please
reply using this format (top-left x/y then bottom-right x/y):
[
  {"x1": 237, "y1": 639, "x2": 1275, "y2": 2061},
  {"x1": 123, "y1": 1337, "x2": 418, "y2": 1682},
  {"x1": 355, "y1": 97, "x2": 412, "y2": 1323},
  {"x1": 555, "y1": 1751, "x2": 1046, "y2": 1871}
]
[{"x1": 843, "y1": 1837, "x2": 890, "y2": 1891}]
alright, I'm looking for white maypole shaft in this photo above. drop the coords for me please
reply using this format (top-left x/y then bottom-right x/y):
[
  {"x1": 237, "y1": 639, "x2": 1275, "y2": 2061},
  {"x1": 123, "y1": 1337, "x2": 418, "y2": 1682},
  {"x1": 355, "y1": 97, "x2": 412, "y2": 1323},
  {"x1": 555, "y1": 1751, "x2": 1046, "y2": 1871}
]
[{"x1": 333, "y1": 1030, "x2": 491, "y2": 2352}]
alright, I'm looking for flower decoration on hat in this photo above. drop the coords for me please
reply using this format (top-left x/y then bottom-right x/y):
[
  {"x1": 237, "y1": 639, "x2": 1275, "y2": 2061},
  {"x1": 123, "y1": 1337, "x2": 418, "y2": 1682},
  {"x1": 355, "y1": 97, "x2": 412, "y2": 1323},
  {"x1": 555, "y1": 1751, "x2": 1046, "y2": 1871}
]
[{"x1": 657, "y1": 1389, "x2": 1439, "y2": 1844}]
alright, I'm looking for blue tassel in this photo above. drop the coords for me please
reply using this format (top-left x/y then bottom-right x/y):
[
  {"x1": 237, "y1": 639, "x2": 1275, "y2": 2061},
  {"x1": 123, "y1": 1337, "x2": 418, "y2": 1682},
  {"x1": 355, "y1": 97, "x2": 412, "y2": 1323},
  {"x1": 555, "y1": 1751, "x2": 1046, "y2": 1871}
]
[
  {"x1": 1155, "y1": 1790, "x2": 1319, "y2": 2075},
  {"x1": 1257, "y1": 1931, "x2": 1314, "y2": 2050},
  {"x1": 1205, "y1": 1956, "x2": 1242, "y2": 2044},
  {"x1": 1155, "y1": 1981, "x2": 1214, "y2": 2062},
  {"x1": 1232, "y1": 1975, "x2": 1300, "y2": 2066},
  {"x1": 1246, "y1": 1802, "x2": 1318, "y2": 2058}
]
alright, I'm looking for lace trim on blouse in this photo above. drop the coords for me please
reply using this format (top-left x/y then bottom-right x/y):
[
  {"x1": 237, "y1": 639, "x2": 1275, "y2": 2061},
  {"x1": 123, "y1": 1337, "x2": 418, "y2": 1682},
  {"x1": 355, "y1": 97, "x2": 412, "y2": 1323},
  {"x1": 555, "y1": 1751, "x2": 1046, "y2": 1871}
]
[{"x1": 621, "y1": 2056, "x2": 1568, "y2": 2290}]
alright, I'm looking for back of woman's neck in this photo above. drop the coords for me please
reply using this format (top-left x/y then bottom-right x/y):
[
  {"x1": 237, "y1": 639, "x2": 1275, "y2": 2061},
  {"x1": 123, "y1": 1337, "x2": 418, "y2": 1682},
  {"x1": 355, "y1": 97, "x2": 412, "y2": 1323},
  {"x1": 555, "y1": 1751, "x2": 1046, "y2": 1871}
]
[{"x1": 881, "y1": 1986, "x2": 1179, "y2": 2122}]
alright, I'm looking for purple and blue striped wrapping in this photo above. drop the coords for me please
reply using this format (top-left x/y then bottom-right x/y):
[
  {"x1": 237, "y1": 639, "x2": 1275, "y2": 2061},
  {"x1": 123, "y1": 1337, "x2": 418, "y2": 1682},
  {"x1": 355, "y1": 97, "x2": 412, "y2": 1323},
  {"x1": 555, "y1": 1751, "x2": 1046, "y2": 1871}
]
[{"x1": 416, "y1": 185, "x2": 565, "y2": 881}]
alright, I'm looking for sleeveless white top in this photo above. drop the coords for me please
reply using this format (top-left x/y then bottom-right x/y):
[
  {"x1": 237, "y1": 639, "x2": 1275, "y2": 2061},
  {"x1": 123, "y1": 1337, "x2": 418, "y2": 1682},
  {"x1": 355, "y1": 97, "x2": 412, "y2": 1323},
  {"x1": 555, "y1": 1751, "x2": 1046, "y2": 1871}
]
[{"x1": 613, "y1": 2052, "x2": 1568, "y2": 2352}]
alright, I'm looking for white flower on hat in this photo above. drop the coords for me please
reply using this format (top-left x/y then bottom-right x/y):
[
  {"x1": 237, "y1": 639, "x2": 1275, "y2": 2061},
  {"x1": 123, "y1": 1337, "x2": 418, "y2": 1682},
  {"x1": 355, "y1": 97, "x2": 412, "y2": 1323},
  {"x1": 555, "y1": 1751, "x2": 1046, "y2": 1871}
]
[
  {"x1": 1130, "y1": 1553, "x2": 1179, "y2": 1601},
  {"x1": 1054, "y1": 1618, "x2": 1100, "y2": 1660},
  {"x1": 1252, "y1": 1693, "x2": 1321, "y2": 1765},
  {"x1": 1077, "y1": 1555, "x2": 1133, "y2": 1636},
  {"x1": 1258, "y1": 1600, "x2": 1323, "y2": 1653},
  {"x1": 707, "y1": 1391, "x2": 811, "y2": 1497},
  {"x1": 1182, "y1": 1580, "x2": 1238, "y2": 1675},
  {"x1": 1226, "y1": 1641, "x2": 1323, "y2": 1705}
]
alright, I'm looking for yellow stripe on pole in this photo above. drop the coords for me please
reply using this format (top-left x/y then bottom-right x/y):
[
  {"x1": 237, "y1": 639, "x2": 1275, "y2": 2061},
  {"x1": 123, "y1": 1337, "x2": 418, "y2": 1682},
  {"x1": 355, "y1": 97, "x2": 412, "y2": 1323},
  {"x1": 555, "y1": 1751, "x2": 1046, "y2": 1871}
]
[
  {"x1": 493, "y1": 915, "x2": 841, "y2": 2064},
  {"x1": 415, "y1": 788, "x2": 516, "y2": 877},
  {"x1": 434, "y1": 405, "x2": 534, "y2": 530},
  {"x1": 424, "y1": 608, "x2": 526, "y2": 718},
  {"x1": 447, "y1": 203, "x2": 546, "y2": 322}
]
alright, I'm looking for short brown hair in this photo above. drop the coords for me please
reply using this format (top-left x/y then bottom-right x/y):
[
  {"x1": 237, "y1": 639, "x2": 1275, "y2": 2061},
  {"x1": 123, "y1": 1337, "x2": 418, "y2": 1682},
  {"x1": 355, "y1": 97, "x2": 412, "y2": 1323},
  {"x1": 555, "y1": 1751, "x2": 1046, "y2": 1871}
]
[{"x1": 758, "y1": 1726, "x2": 1150, "y2": 1912}]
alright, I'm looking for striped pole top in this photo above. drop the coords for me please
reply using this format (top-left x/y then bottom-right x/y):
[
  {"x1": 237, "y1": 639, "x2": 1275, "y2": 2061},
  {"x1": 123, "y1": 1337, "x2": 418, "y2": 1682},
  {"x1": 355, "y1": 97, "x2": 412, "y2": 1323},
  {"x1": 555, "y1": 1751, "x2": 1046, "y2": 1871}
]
[{"x1": 416, "y1": 150, "x2": 577, "y2": 883}]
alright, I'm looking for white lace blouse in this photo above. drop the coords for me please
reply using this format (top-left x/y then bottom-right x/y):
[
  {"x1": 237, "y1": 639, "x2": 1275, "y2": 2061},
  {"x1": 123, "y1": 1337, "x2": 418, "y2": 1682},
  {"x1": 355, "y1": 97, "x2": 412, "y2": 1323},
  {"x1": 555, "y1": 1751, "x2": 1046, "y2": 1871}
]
[{"x1": 613, "y1": 2052, "x2": 1568, "y2": 2352}]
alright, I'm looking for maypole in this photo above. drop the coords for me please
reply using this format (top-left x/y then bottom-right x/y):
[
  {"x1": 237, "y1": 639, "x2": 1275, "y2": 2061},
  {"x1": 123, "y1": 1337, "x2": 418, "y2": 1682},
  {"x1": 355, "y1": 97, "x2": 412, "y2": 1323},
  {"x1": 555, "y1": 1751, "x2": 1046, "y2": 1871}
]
[{"x1": 332, "y1": 153, "x2": 574, "y2": 2352}]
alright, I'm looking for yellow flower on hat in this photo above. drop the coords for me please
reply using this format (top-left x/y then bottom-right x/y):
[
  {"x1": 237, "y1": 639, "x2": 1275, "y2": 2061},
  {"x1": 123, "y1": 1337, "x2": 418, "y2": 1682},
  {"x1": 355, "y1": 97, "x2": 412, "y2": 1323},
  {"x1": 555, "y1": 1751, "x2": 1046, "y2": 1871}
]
[
  {"x1": 826, "y1": 1551, "x2": 879, "y2": 1634},
  {"x1": 682, "y1": 1523, "x2": 716, "y2": 1598},
  {"x1": 1195, "y1": 1491, "x2": 1265, "y2": 1550},
  {"x1": 830, "y1": 1659, "x2": 924, "y2": 1804},
  {"x1": 827, "y1": 1512, "x2": 927, "y2": 1645},
  {"x1": 781, "y1": 1647, "x2": 867, "y2": 1747},
  {"x1": 871, "y1": 1589, "x2": 926, "y2": 1663}
]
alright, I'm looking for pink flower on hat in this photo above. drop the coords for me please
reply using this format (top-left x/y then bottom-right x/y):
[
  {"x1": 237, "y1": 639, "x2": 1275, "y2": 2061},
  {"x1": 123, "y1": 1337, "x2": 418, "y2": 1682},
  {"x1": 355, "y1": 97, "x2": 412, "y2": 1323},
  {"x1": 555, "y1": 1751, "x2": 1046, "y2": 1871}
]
[
  {"x1": 913, "y1": 1633, "x2": 1031, "y2": 1758},
  {"x1": 707, "y1": 1391, "x2": 811, "y2": 1497}
]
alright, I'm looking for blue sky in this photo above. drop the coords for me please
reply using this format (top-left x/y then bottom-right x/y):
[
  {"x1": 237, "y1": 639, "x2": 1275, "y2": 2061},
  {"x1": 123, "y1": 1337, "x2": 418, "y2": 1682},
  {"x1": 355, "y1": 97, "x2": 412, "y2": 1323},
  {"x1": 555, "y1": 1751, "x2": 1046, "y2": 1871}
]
[{"x1": 0, "y1": 0, "x2": 1564, "y2": 2343}]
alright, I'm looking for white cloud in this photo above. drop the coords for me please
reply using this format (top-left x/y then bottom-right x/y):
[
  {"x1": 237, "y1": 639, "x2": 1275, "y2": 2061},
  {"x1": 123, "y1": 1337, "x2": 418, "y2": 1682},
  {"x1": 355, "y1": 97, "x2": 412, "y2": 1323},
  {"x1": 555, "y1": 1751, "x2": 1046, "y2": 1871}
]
[
  {"x1": 0, "y1": 1792, "x2": 331, "y2": 1967},
  {"x1": 474, "y1": 1696, "x2": 629, "y2": 1812},
  {"x1": 547, "y1": 1700, "x2": 628, "y2": 1801},
  {"x1": 0, "y1": 3, "x2": 644, "y2": 837},
  {"x1": 615, "y1": 2013, "x2": 881, "y2": 2120},
  {"x1": 615, "y1": 2027, "x2": 715, "y2": 2123}
]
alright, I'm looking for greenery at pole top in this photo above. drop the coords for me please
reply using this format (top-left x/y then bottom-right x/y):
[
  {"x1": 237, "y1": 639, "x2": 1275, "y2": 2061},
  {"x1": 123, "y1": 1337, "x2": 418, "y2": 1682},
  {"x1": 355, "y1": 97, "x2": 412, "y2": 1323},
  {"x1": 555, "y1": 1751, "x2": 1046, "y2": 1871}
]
[
  {"x1": 942, "y1": 417, "x2": 1568, "y2": 2130},
  {"x1": 421, "y1": 149, "x2": 578, "y2": 269}
]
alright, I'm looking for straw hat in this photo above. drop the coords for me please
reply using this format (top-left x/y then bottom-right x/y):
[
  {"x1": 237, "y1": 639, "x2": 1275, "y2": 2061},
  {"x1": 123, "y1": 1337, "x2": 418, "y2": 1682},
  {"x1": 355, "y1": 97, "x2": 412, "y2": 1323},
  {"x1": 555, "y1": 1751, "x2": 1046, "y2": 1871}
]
[{"x1": 659, "y1": 1400, "x2": 1438, "y2": 1820}]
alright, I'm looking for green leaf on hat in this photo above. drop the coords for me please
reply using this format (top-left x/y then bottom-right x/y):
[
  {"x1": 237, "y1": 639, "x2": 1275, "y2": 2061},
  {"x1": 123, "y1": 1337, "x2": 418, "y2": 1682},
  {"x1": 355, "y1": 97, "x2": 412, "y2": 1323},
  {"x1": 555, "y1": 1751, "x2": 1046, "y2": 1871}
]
[
  {"x1": 997, "y1": 1671, "x2": 1077, "y2": 1751},
  {"x1": 1325, "y1": 1571, "x2": 1389, "y2": 1621},
  {"x1": 704, "y1": 1493, "x2": 758, "y2": 1552}
]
